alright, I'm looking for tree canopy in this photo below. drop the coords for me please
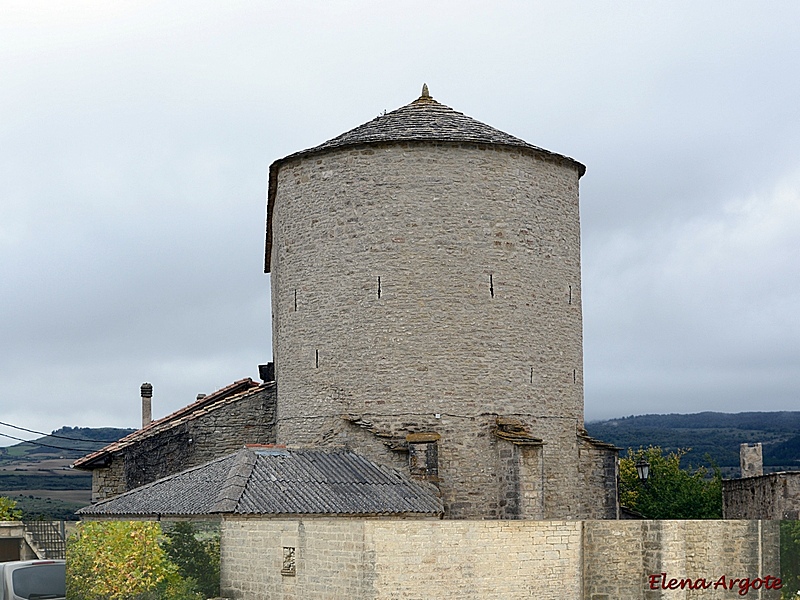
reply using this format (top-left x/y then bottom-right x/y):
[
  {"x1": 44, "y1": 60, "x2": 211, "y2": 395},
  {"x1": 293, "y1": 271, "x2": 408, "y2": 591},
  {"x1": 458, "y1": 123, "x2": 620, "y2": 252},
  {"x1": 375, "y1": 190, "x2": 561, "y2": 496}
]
[
  {"x1": 66, "y1": 521, "x2": 203, "y2": 600},
  {"x1": 619, "y1": 446, "x2": 722, "y2": 519},
  {"x1": 0, "y1": 496, "x2": 22, "y2": 521}
]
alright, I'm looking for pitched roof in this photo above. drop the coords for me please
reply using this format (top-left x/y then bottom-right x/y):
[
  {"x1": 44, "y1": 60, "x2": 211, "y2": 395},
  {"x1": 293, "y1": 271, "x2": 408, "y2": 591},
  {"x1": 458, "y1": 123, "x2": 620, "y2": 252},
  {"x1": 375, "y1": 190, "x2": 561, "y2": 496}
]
[
  {"x1": 77, "y1": 446, "x2": 443, "y2": 518},
  {"x1": 265, "y1": 85, "x2": 585, "y2": 272},
  {"x1": 72, "y1": 378, "x2": 269, "y2": 470}
]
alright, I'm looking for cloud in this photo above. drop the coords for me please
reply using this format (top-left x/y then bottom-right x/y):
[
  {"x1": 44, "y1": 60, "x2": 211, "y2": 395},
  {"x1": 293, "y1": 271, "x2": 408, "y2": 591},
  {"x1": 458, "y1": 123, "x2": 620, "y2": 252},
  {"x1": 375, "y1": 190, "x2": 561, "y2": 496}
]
[
  {"x1": 1, "y1": 0, "x2": 800, "y2": 440},
  {"x1": 584, "y1": 169, "x2": 800, "y2": 419}
]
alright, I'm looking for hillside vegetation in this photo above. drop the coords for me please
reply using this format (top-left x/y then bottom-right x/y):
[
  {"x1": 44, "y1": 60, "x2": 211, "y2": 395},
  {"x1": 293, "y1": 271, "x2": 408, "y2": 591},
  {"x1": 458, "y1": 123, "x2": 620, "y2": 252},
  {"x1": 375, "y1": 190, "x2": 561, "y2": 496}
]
[
  {"x1": 585, "y1": 411, "x2": 800, "y2": 476},
  {"x1": 0, "y1": 426, "x2": 135, "y2": 462},
  {"x1": 0, "y1": 426, "x2": 134, "y2": 519}
]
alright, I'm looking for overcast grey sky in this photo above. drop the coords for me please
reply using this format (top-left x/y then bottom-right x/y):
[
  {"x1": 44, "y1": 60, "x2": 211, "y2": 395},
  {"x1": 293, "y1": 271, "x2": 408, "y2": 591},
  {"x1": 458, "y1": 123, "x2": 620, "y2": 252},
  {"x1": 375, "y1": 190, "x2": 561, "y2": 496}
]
[{"x1": 1, "y1": 1, "x2": 798, "y2": 444}]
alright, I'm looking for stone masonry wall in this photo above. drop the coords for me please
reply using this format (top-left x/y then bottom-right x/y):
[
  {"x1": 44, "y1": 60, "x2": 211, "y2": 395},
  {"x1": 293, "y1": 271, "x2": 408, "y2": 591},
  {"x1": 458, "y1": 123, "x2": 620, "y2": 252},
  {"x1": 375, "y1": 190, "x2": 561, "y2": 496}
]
[
  {"x1": 584, "y1": 520, "x2": 781, "y2": 600},
  {"x1": 723, "y1": 472, "x2": 800, "y2": 519},
  {"x1": 367, "y1": 520, "x2": 583, "y2": 600},
  {"x1": 221, "y1": 518, "x2": 371, "y2": 599},
  {"x1": 90, "y1": 384, "x2": 276, "y2": 502},
  {"x1": 220, "y1": 519, "x2": 780, "y2": 600},
  {"x1": 578, "y1": 437, "x2": 619, "y2": 520},
  {"x1": 337, "y1": 412, "x2": 615, "y2": 519},
  {"x1": 270, "y1": 141, "x2": 597, "y2": 518},
  {"x1": 90, "y1": 463, "x2": 126, "y2": 503}
]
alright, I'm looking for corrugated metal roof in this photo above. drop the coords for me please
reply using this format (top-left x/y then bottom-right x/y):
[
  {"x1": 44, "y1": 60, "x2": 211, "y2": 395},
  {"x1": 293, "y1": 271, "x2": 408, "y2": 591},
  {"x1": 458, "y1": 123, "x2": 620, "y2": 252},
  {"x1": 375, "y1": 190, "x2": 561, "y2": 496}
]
[{"x1": 77, "y1": 447, "x2": 443, "y2": 518}]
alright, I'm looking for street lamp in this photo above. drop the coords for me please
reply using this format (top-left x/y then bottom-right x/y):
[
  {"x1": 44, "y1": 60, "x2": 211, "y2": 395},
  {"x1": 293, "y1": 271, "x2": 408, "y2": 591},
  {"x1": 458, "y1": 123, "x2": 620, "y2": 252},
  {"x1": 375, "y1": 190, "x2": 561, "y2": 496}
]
[{"x1": 635, "y1": 456, "x2": 650, "y2": 483}]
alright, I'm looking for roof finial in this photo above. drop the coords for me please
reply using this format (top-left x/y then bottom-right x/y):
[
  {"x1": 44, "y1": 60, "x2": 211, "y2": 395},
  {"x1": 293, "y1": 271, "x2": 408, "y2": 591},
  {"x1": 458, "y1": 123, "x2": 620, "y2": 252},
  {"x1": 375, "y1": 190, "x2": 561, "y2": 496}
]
[{"x1": 421, "y1": 83, "x2": 430, "y2": 98}]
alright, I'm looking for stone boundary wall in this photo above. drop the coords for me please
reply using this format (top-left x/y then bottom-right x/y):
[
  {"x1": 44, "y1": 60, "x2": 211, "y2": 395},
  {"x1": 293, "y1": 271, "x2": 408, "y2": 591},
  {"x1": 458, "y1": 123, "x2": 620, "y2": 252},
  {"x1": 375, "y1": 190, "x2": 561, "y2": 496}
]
[
  {"x1": 584, "y1": 520, "x2": 780, "y2": 599},
  {"x1": 220, "y1": 518, "x2": 780, "y2": 600},
  {"x1": 723, "y1": 472, "x2": 800, "y2": 519}
]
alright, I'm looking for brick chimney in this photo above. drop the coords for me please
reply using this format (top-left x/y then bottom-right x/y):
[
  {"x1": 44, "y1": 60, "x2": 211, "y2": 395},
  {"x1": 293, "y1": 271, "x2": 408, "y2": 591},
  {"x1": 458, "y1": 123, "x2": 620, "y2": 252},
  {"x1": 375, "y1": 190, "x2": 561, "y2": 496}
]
[
  {"x1": 140, "y1": 382, "x2": 153, "y2": 428},
  {"x1": 740, "y1": 442, "x2": 763, "y2": 478}
]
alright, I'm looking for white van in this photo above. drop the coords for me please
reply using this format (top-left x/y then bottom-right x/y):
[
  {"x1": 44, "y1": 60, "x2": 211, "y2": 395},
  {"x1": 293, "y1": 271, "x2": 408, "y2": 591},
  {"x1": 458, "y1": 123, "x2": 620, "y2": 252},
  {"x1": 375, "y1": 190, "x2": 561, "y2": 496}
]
[{"x1": 0, "y1": 560, "x2": 65, "y2": 600}]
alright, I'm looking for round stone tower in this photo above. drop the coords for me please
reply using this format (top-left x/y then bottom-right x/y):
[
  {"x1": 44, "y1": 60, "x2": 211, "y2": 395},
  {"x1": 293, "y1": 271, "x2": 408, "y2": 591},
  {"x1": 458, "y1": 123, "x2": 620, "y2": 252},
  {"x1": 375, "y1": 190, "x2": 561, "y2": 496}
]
[{"x1": 266, "y1": 86, "x2": 617, "y2": 519}]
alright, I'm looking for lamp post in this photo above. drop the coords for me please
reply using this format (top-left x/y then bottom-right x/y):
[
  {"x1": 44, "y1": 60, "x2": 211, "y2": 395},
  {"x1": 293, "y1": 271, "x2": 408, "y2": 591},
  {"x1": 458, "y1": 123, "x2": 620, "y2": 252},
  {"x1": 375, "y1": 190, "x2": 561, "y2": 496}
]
[{"x1": 635, "y1": 456, "x2": 650, "y2": 484}]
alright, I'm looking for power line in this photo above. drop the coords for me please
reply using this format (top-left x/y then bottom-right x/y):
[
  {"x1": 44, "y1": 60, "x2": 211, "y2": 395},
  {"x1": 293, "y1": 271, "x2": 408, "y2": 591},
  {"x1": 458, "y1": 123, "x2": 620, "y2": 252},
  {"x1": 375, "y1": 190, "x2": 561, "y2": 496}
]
[
  {"x1": 0, "y1": 420, "x2": 123, "y2": 444},
  {"x1": 0, "y1": 431, "x2": 106, "y2": 453}
]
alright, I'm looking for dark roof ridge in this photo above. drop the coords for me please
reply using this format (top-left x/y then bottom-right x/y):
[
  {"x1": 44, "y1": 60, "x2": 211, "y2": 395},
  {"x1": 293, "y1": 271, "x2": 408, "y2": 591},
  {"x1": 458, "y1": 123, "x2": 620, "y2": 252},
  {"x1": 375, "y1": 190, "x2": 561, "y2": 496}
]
[{"x1": 209, "y1": 448, "x2": 258, "y2": 513}]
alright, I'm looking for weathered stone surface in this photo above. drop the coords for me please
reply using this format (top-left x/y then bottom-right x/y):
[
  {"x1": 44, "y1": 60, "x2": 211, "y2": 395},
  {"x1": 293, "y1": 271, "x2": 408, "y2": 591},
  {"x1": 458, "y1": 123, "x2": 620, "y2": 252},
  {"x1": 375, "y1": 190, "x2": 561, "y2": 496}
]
[
  {"x1": 89, "y1": 384, "x2": 276, "y2": 502},
  {"x1": 220, "y1": 518, "x2": 780, "y2": 600},
  {"x1": 740, "y1": 442, "x2": 764, "y2": 478},
  {"x1": 269, "y1": 140, "x2": 615, "y2": 518},
  {"x1": 584, "y1": 520, "x2": 781, "y2": 599},
  {"x1": 723, "y1": 471, "x2": 800, "y2": 519}
]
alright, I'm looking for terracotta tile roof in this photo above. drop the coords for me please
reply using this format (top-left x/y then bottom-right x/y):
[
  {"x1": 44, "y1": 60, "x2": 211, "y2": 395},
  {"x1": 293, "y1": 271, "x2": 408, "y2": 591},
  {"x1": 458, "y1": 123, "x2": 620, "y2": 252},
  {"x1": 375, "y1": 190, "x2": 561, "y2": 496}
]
[
  {"x1": 265, "y1": 85, "x2": 585, "y2": 272},
  {"x1": 77, "y1": 447, "x2": 443, "y2": 518},
  {"x1": 72, "y1": 378, "x2": 267, "y2": 470}
]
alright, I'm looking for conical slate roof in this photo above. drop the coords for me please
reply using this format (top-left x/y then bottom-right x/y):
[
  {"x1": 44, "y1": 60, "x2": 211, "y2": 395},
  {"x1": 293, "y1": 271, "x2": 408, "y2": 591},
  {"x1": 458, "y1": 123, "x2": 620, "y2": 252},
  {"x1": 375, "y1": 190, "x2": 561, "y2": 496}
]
[
  {"x1": 265, "y1": 85, "x2": 585, "y2": 272},
  {"x1": 309, "y1": 84, "x2": 542, "y2": 154},
  {"x1": 274, "y1": 84, "x2": 585, "y2": 173}
]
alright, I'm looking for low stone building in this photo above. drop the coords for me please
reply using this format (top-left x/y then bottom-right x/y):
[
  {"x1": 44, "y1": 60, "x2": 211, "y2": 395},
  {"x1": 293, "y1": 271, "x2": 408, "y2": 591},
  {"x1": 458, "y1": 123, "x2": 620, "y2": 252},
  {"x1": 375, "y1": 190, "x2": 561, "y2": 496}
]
[
  {"x1": 724, "y1": 472, "x2": 800, "y2": 519},
  {"x1": 78, "y1": 448, "x2": 781, "y2": 600},
  {"x1": 0, "y1": 522, "x2": 38, "y2": 562},
  {"x1": 73, "y1": 378, "x2": 276, "y2": 502},
  {"x1": 723, "y1": 442, "x2": 800, "y2": 519}
]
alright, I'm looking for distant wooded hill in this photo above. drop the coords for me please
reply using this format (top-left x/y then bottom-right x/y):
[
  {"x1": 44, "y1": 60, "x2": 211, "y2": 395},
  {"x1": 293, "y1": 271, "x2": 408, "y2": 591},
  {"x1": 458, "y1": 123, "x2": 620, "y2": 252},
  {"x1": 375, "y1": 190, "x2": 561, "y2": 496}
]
[
  {"x1": 0, "y1": 426, "x2": 135, "y2": 462},
  {"x1": 0, "y1": 426, "x2": 134, "y2": 519},
  {"x1": 585, "y1": 412, "x2": 800, "y2": 476}
]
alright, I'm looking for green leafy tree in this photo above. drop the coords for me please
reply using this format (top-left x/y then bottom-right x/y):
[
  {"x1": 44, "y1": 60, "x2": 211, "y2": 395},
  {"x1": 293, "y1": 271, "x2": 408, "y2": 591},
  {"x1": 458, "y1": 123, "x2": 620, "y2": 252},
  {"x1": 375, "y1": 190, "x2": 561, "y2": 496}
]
[
  {"x1": 161, "y1": 522, "x2": 220, "y2": 598},
  {"x1": 66, "y1": 521, "x2": 202, "y2": 600},
  {"x1": 620, "y1": 446, "x2": 722, "y2": 519},
  {"x1": 781, "y1": 520, "x2": 800, "y2": 600},
  {"x1": 0, "y1": 496, "x2": 22, "y2": 520}
]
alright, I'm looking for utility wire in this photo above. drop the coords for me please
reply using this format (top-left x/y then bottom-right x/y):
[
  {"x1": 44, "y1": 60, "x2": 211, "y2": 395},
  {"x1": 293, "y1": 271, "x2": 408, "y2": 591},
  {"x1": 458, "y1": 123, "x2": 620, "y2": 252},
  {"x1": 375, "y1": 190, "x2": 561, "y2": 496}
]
[
  {"x1": 0, "y1": 431, "x2": 107, "y2": 453},
  {"x1": 0, "y1": 420, "x2": 123, "y2": 444}
]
